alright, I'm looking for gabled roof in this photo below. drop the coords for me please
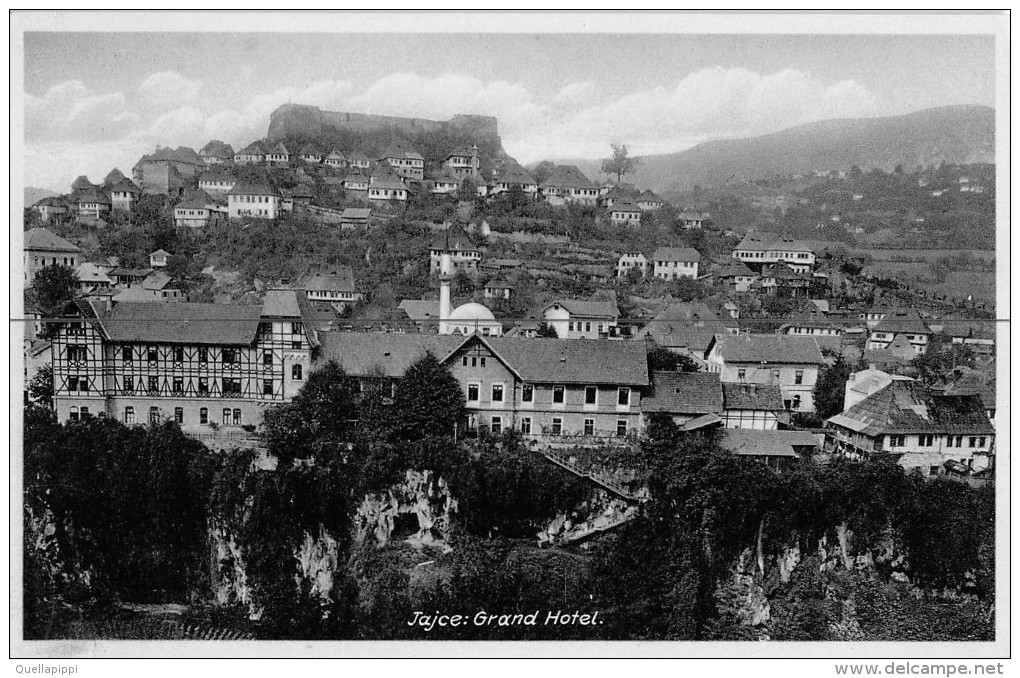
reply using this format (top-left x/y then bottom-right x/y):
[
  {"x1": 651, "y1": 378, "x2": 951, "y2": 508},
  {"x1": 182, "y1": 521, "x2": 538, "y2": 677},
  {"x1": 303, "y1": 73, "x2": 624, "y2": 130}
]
[
  {"x1": 709, "y1": 334, "x2": 824, "y2": 365},
  {"x1": 320, "y1": 332, "x2": 463, "y2": 377},
  {"x1": 652, "y1": 247, "x2": 701, "y2": 262},
  {"x1": 136, "y1": 146, "x2": 203, "y2": 166},
  {"x1": 638, "y1": 189, "x2": 665, "y2": 203},
  {"x1": 90, "y1": 300, "x2": 262, "y2": 345},
  {"x1": 302, "y1": 267, "x2": 356, "y2": 293},
  {"x1": 326, "y1": 149, "x2": 347, "y2": 160},
  {"x1": 433, "y1": 168, "x2": 463, "y2": 184},
  {"x1": 370, "y1": 175, "x2": 408, "y2": 191},
  {"x1": 735, "y1": 232, "x2": 812, "y2": 253},
  {"x1": 300, "y1": 144, "x2": 323, "y2": 156},
  {"x1": 722, "y1": 382, "x2": 785, "y2": 412},
  {"x1": 495, "y1": 163, "x2": 537, "y2": 186},
  {"x1": 609, "y1": 200, "x2": 643, "y2": 214},
  {"x1": 108, "y1": 178, "x2": 141, "y2": 194},
  {"x1": 446, "y1": 146, "x2": 476, "y2": 159},
  {"x1": 261, "y1": 288, "x2": 303, "y2": 318},
  {"x1": 228, "y1": 182, "x2": 279, "y2": 197},
  {"x1": 642, "y1": 371, "x2": 723, "y2": 414},
  {"x1": 343, "y1": 171, "x2": 370, "y2": 185},
  {"x1": 25, "y1": 227, "x2": 83, "y2": 253},
  {"x1": 268, "y1": 142, "x2": 290, "y2": 156},
  {"x1": 638, "y1": 302, "x2": 736, "y2": 354},
  {"x1": 237, "y1": 141, "x2": 266, "y2": 156},
  {"x1": 71, "y1": 175, "x2": 94, "y2": 191},
  {"x1": 679, "y1": 208, "x2": 703, "y2": 220},
  {"x1": 430, "y1": 224, "x2": 477, "y2": 252},
  {"x1": 341, "y1": 208, "x2": 372, "y2": 219},
  {"x1": 76, "y1": 189, "x2": 111, "y2": 205},
  {"x1": 714, "y1": 261, "x2": 756, "y2": 277},
  {"x1": 141, "y1": 273, "x2": 174, "y2": 291},
  {"x1": 176, "y1": 188, "x2": 217, "y2": 210},
  {"x1": 762, "y1": 262, "x2": 810, "y2": 280},
  {"x1": 827, "y1": 381, "x2": 994, "y2": 437},
  {"x1": 398, "y1": 299, "x2": 441, "y2": 321},
  {"x1": 541, "y1": 165, "x2": 597, "y2": 190},
  {"x1": 873, "y1": 310, "x2": 931, "y2": 335},
  {"x1": 543, "y1": 299, "x2": 620, "y2": 319},
  {"x1": 941, "y1": 367, "x2": 996, "y2": 409},
  {"x1": 149, "y1": 249, "x2": 170, "y2": 257},
  {"x1": 33, "y1": 196, "x2": 71, "y2": 208},
  {"x1": 348, "y1": 151, "x2": 370, "y2": 162}
]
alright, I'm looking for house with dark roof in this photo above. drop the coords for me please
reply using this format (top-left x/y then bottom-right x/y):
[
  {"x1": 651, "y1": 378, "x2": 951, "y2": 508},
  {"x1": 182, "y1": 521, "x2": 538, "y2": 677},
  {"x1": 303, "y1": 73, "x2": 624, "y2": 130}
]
[
  {"x1": 935, "y1": 366, "x2": 996, "y2": 427},
  {"x1": 444, "y1": 145, "x2": 480, "y2": 179},
  {"x1": 541, "y1": 299, "x2": 620, "y2": 339},
  {"x1": 483, "y1": 278, "x2": 514, "y2": 301},
  {"x1": 103, "y1": 168, "x2": 127, "y2": 186},
  {"x1": 720, "y1": 429, "x2": 818, "y2": 471},
  {"x1": 301, "y1": 266, "x2": 364, "y2": 311},
  {"x1": 600, "y1": 183, "x2": 640, "y2": 208},
  {"x1": 132, "y1": 147, "x2": 203, "y2": 194},
  {"x1": 678, "y1": 208, "x2": 704, "y2": 229},
  {"x1": 71, "y1": 175, "x2": 95, "y2": 194},
  {"x1": 320, "y1": 332, "x2": 649, "y2": 441},
  {"x1": 377, "y1": 145, "x2": 425, "y2": 182},
  {"x1": 265, "y1": 142, "x2": 291, "y2": 166},
  {"x1": 866, "y1": 309, "x2": 932, "y2": 355},
  {"x1": 108, "y1": 178, "x2": 141, "y2": 212},
  {"x1": 324, "y1": 149, "x2": 348, "y2": 168},
  {"x1": 651, "y1": 247, "x2": 701, "y2": 280},
  {"x1": 732, "y1": 232, "x2": 814, "y2": 272},
  {"x1": 49, "y1": 290, "x2": 317, "y2": 428},
  {"x1": 227, "y1": 182, "x2": 281, "y2": 219},
  {"x1": 430, "y1": 168, "x2": 464, "y2": 195},
  {"x1": 634, "y1": 301, "x2": 739, "y2": 367},
  {"x1": 234, "y1": 141, "x2": 266, "y2": 164},
  {"x1": 539, "y1": 165, "x2": 599, "y2": 205},
  {"x1": 174, "y1": 189, "x2": 228, "y2": 228},
  {"x1": 490, "y1": 163, "x2": 538, "y2": 196},
  {"x1": 32, "y1": 196, "x2": 71, "y2": 223},
  {"x1": 299, "y1": 144, "x2": 324, "y2": 164},
  {"x1": 198, "y1": 170, "x2": 237, "y2": 196},
  {"x1": 641, "y1": 371, "x2": 724, "y2": 428},
  {"x1": 199, "y1": 140, "x2": 234, "y2": 165},
  {"x1": 608, "y1": 200, "x2": 643, "y2": 226},
  {"x1": 429, "y1": 224, "x2": 481, "y2": 272},
  {"x1": 758, "y1": 261, "x2": 812, "y2": 298},
  {"x1": 342, "y1": 171, "x2": 370, "y2": 194},
  {"x1": 721, "y1": 382, "x2": 785, "y2": 430},
  {"x1": 706, "y1": 334, "x2": 825, "y2": 413},
  {"x1": 348, "y1": 151, "x2": 371, "y2": 170},
  {"x1": 368, "y1": 173, "x2": 409, "y2": 202},
  {"x1": 713, "y1": 261, "x2": 758, "y2": 292},
  {"x1": 76, "y1": 189, "x2": 111, "y2": 221},
  {"x1": 637, "y1": 190, "x2": 666, "y2": 211},
  {"x1": 825, "y1": 380, "x2": 995, "y2": 477},
  {"x1": 933, "y1": 320, "x2": 995, "y2": 358}
]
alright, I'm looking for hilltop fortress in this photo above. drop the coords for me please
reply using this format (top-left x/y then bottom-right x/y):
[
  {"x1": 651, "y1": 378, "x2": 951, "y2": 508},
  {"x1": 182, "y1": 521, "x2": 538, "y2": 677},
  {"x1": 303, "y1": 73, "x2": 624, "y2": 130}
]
[{"x1": 267, "y1": 103, "x2": 500, "y2": 145}]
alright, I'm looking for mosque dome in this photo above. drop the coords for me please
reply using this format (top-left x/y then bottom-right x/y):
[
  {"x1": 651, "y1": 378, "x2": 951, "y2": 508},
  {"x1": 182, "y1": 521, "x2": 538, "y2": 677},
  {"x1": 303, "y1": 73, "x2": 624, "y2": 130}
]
[{"x1": 449, "y1": 302, "x2": 496, "y2": 322}]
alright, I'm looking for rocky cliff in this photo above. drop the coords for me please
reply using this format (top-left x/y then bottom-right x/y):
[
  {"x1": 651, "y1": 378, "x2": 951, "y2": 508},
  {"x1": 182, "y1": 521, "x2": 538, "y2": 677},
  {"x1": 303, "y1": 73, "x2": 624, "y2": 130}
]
[{"x1": 267, "y1": 103, "x2": 500, "y2": 146}]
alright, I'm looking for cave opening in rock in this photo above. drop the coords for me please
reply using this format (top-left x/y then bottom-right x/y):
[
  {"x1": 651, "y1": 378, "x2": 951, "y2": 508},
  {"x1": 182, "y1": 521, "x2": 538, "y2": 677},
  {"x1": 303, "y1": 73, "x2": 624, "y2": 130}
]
[{"x1": 392, "y1": 513, "x2": 420, "y2": 540}]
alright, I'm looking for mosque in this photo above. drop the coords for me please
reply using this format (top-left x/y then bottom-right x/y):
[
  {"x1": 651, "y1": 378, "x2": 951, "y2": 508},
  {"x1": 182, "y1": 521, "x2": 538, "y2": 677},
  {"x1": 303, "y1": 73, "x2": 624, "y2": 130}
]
[{"x1": 437, "y1": 251, "x2": 503, "y2": 336}]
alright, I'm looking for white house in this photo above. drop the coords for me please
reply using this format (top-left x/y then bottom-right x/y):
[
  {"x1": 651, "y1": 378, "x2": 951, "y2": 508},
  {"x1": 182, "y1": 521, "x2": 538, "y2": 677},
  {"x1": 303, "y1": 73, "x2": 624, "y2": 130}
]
[
  {"x1": 609, "y1": 201, "x2": 643, "y2": 226},
  {"x1": 866, "y1": 310, "x2": 931, "y2": 355},
  {"x1": 368, "y1": 175, "x2": 408, "y2": 202},
  {"x1": 651, "y1": 247, "x2": 701, "y2": 280},
  {"x1": 705, "y1": 334, "x2": 824, "y2": 413},
  {"x1": 732, "y1": 232, "x2": 815, "y2": 272},
  {"x1": 198, "y1": 171, "x2": 237, "y2": 196},
  {"x1": 541, "y1": 299, "x2": 620, "y2": 340},
  {"x1": 227, "y1": 182, "x2": 281, "y2": 219},
  {"x1": 616, "y1": 252, "x2": 648, "y2": 278}
]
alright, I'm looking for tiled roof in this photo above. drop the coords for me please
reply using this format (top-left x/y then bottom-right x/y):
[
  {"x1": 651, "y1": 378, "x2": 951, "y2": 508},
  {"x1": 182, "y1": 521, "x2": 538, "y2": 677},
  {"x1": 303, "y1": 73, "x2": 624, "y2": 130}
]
[
  {"x1": 735, "y1": 232, "x2": 812, "y2": 253},
  {"x1": 370, "y1": 175, "x2": 408, "y2": 191},
  {"x1": 33, "y1": 196, "x2": 70, "y2": 208},
  {"x1": 261, "y1": 288, "x2": 303, "y2": 317},
  {"x1": 638, "y1": 302, "x2": 736, "y2": 354},
  {"x1": 71, "y1": 175, "x2": 94, "y2": 191},
  {"x1": 103, "y1": 168, "x2": 126, "y2": 185},
  {"x1": 447, "y1": 146, "x2": 476, "y2": 159},
  {"x1": 302, "y1": 267, "x2": 356, "y2": 293},
  {"x1": 228, "y1": 182, "x2": 279, "y2": 197},
  {"x1": 398, "y1": 299, "x2": 440, "y2": 321},
  {"x1": 652, "y1": 247, "x2": 701, "y2": 262},
  {"x1": 496, "y1": 164, "x2": 537, "y2": 186},
  {"x1": 543, "y1": 299, "x2": 620, "y2": 319},
  {"x1": 268, "y1": 143, "x2": 290, "y2": 156},
  {"x1": 77, "y1": 189, "x2": 111, "y2": 205},
  {"x1": 176, "y1": 189, "x2": 216, "y2": 209},
  {"x1": 465, "y1": 335, "x2": 649, "y2": 386},
  {"x1": 238, "y1": 141, "x2": 266, "y2": 155},
  {"x1": 141, "y1": 273, "x2": 174, "y2": 291},
  {"x1": 714, "y1": 261, "x2": 756, "y2": 277},
  {"x1": 710, "y1": 334, "x2": 824, "y2": 365},
  {"x1": 430, "y1": 224, "x2": 477, "y2": 252},
  {"x1": 92, "y1": 301, "x2": 262, "y2": 345},
  {"x1": 348, "y1": 151, "x2": 370, "y2": 162},
  {"x1": 541, "y1": 165, "x2": 597, "y2": 190},
  {"x1": 610, "y1": 200, "x2": 643, "y2": 214},
  {"x1": 873, "y1": 310, "x2": 931, "y2": 335},
  {"x1": 638, "y1": 190, "x2": 664, "y2": 203},
  {"x1": 827, "y1": 381, "x2": 994, "y2": 436},
  {"x1": 680, "y1": 208, "x2": 703, "y2": 220},
  {"x1": 341, "y1": 208, "x2": 372, "y2": 219},
  {"x1": 320, "y1": 332, "x2": 463, "y2": 378},
  {"x1": 722, "y1": 382, "x2": 784, "y2": 411},
  {"x1": 721, "y1": 429, "x2": 819, "y2": 457},
  {"x1": 642, "y1": 371, "x2": 723, "y2": 414},
  {"x1": 24, "y1": 227, "x2": 82, "y2": 253},
  {"x1": 343, "y1": 172, "x2": 369, "y2": 185},
  {"x1": 200, "y1": 140, "x2": 234, "y2": 158},
  {"x1": 300, "y1": 144, "x2": 323, "y2": 156},
  {"x1": 941, "y1": 367, "x2": 996, "y2": 409},
  {"x1": 762, "y1": 262, "x2": 810, "y2": 280},
  {"x1": 109, "y1": 178, "x2": 141, "y2": 194}
]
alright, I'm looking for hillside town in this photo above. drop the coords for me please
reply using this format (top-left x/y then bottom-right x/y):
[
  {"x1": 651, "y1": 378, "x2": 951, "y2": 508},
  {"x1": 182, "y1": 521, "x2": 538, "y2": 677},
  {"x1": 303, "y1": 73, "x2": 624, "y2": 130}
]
[{"x1": 22, "y1": 101, "x2": 998, "y2": 643}]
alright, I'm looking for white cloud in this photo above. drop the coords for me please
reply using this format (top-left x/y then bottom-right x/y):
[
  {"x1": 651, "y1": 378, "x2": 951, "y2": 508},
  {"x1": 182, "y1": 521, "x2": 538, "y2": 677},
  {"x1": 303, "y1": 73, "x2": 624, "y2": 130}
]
[
  {"x1": 139, "y1": 71, "x2": 202, "y2": 103},
  {"x1": 26, "y1": 80, "x2": 137, "y2": 141}
]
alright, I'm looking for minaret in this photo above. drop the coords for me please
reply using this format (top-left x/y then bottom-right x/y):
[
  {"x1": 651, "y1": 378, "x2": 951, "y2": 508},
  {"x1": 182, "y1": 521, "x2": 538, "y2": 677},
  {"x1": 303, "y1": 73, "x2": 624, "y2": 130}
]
[{"x1": 438, "y1": 251, "x2": 453, "y2": 335}]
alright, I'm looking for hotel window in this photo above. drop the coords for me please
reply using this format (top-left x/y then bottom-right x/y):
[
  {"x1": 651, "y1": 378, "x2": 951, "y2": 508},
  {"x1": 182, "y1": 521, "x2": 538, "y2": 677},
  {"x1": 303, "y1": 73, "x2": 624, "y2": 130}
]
[
  {"x1": 792, "y1": 395, "x2": 801, "y2": 410},
  {"x1": 80, "y1": 407, "x2": 90, "y2": 418},
  {"x1": 969, "y1": 437, "x2": 977, "y2": 448},
  {"x1": 462, "y1": 356, "x2": 468, "y2": 366},
  {"x1": 772, "y1": 369, "x2": 781, "y2": 383},
  {"x1": 585, "y1": 386, "x2": 598, "y2": 405},
  {"x1": 491, "y1": 384, "x2": 504, "y2": 403},
  {"x1": 222, "y1": 408, "x2": 231, "y2": 425},
  {"x1": 222, "y1": 348, "x2": 237, "y2": 365},
  {"x1": 233, "y1": 409, "x2": 242, "y2": 426},
  {"x1": 122, "y1": 346, "x2": 133, "y2": 363},
  {"x1": 263, "y1": 349, "x2": 273, "y2": 366},
  {"x1": 263, "y1": 379, "x2": 273, "y2": 396},
  {"x1": 291, "y1": 322, "x2": 303, "y2": 334},
  {"x1": 149, "y1": 407, "x2": 160, "y2": 424},
  {"x1": 291, "y1": 364, "x2": 303, "y2": 380},
  {"x1": 584, "y1": 419, "x2": 595, "y2": 436},
  {"x1": 148, "y1": 347, "x2": 159, "y2": 363},
  {"x1": 123, "y1": 376, "x2": 134, "y2": 392},
  {"x1": 618, "y1": 387, "x2": 631, "y2": 407},
  {"x1": 173, "y1": 346, "x2": 185, "y2": 363},
  {"x1": 794, "y1": 370, "x2": 804, "y2": 385},
  {"x1": 200, "y1": 408, "x2": 208, "y2": 424},
  {"x1": 173, "y1": 377, "x2": 184, "y2": 394},
  {"x1": 738, "y1": 369, "x2": 747, "y2": 382},
  {"x1": 148, "y1": 376, "x2": 159, "y2": 393},
  {"x1": 174, "y1": 408, "x2": 184, "y2": 424},
  {"x1": 198, "y1": 347, "x2": 208, "y2": 363},
  {"x1": 522, "y1": 384, "x2": 534, "y2": 403},
  {"x1": 979, "y1": 437, "x2": 987, "y2": 447},
  {"x1": 124, "y1": 406, "x2": 135, "y2": 423},
  {"x1": 223, "y1": 378, "x2": 241, "y2": 395},
  {"x1": 198, "y1": 377, "x2": 209, "y2": 394},
  {"x1": 490, "y1": 416, "x2": 502, "y2": 435},
  {"x1": 551, "y1": 417, "x2": 563, "y2": 435},
  {"x1": 918, "y1": 434, "x2": 934, "y2": 447},
  {"x1": 520, "y1": 417, "x2": 532, "y2": 435},
  {"x1": 552, "y1": 386, "x2": 565, "y2": 404},
  {"x1": 616, "y1": 420, "x2": 628, "y2": 436},
  {"x1": 69, "y1": 407, "x2": 79, "y2": 422},
  {"x1": 467, "y1": 383, "x2": 480, "y2": 402}
]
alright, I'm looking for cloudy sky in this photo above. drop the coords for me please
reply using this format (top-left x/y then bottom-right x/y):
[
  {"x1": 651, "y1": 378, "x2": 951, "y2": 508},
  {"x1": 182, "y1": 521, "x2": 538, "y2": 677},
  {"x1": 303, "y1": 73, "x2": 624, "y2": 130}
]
[{"x1": 22, "y1": 31, "x2": 995, "y2": 191}]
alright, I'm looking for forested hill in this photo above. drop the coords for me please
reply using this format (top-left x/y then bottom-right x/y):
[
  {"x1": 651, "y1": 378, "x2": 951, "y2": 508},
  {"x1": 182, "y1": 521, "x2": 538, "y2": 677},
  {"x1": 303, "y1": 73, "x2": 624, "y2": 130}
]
[{"x1": 549, "y1": 105, "x2": 994, "y2": 194}]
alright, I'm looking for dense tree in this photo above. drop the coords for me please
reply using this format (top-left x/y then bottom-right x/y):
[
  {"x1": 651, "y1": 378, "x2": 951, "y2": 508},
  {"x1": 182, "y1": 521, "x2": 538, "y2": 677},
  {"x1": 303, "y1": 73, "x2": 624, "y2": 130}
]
[
  {"x1": 389, "y1": 352, "x2": 466, "y2": 441},
  {"x1": 669, "y1": 276, "x2": 709, "y2": 302},
  {"x1": 647, "y1": 346, "x2": 700, "y2": 373},
  {"x1": 33, "y1": 264, "x2": 78, "y2": 310},
  {"x1": 911, "y1": 335, "x2": 976, "y2": 385},
  {"x1": 529, "y1": 160, "x2": 557, "y2": 185},
  {"x1": 27, "y1": 364, "x2": 54, "y2": 407},
  {"x1": 535, "y1": 322, "x2": 559, "y2": 338},
  {"x1": 813, "y1": 355, "x2": 853, "y2": 418},
  {"x1": 601, "y1": 143, "x2": 640, "y2": 183}
]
